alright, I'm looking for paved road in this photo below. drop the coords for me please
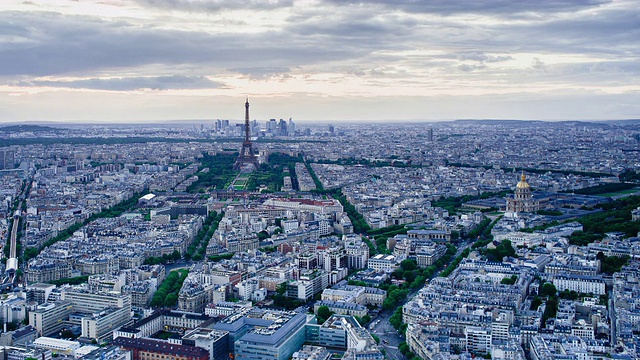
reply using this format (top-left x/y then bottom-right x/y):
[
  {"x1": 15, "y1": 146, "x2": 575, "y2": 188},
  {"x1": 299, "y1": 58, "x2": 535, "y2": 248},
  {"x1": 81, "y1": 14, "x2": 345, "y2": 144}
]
[
  {"x1": 370, "y1": 239, "x2": 473, "y2": 359},
  {"x1": 371, "y1": 310, "x2": 406, "y2": 360},
  {"x1": 439, "y1": 239, "x2": 473, "y2": 276},
  {"x1": 165, "y1": 260, "x2": 194, "y2": 272},
  {"x1": 609, "y1": 289, "x2": 617, "y2": 345}
]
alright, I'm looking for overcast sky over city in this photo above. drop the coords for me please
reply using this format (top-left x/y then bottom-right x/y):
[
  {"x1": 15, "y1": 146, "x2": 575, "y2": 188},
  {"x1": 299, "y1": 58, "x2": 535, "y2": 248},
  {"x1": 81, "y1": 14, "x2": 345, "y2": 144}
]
[{"x1": 1, "y1": 0, "x2": 639, "y2": 123}]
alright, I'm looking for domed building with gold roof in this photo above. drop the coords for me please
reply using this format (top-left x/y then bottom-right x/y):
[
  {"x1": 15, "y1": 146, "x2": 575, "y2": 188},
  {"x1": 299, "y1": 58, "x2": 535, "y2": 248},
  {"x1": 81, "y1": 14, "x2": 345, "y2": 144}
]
[{"x1": 506, "y1": 172, "x2": 540, "y2": 213}]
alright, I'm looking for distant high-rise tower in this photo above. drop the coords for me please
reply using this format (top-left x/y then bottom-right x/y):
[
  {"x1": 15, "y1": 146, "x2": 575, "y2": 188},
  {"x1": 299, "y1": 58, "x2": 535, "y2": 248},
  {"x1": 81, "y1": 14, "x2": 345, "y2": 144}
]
[
  {"x1": 279, "y1": 119, "x2": 288, "y2": 136},
  {"x1": 0, "y1": 149, "x2": 15, "y2": 170},
  {"x1": 427, "y1": 128, "x2": 433, "y2": 142},
  {"x1": 234, "y1": 98, "x2": 259, "y2": 170},
  {"x1": 288, "y1": 118, "x2": 296, "y2": 136},
  {"x1": 251, "y1": 120, "x2": 259, "y2": 136},
  {"x1": 267, "y1": 119, "x2": 277, "y2": 133}
]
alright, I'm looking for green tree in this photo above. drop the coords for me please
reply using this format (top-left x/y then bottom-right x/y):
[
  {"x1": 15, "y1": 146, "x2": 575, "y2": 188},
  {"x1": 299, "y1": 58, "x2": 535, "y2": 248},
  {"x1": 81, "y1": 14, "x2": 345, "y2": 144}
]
[
  {"x1": 151, "y1": 290, "x2": 167, "y2": 307},
  {"x1": 208, "y1": 253, "x2": 235, "y2": 262},
  {"x1": 410, "y1": 275, "x2": 427, "y2": 289},
  {"x1": 559, "y1": 290, "x2": 579, "y2": 300},
  {"x1": 257, "y1": 230, "x2": 270, "y2": 241},
  {"x1": 187, "y1": 153, "x2": 237, "y2": 193},
  {"x1": 599, "y1": 254, "x2": 631, "y2": 275},
  {"x1": 316, "y1": 306, "x2": 334, "y2": 324},
  {"x1": 276, "y1": 282, "x2": 288, "y2": 295},
  {"x1": 24, "y1": 247, "x2": 39, "y2": 261},
  {"x1": 164, "y1": 293, "x2": 178, "y2": 307},
  {"x1": 355, "y1": 315, "x2": 372, "y2": 326},
  {"x1": 530, "y1": 297, "x2": 543, "y2": 310},
  {"x1": 149, "y1": 269, "x2": 189, "y2": 308},
  {"x1": 403, "y1": 270, "x2": 417, "y2": 283},
  {"x1": 348, "y1": 280, "x2": 367, "y2": 287},
  {"x1": 540, "y1": 282, "x2": 557, "y2": 297},
  {"x1": 568, "y1": 231, "x2": 603, "y2": 246},
  {"x1": 400, "y1": 259, "x2": 417, "y2": 271},
  {"x1": 383, "y1": 288, "x2": 409, "y2": 310},
  {"x1": 48, "y1": 275, "x2": 90, "y2": 286},
  {"x1": 483, "y1": 240, "x2": 517, "y2": 262},
  {"x1": 392, "y1": 268, "x2": 405, "y2": 280},
  {"x1": 390, "y1": 307, "x2": 404, "y2": 330},
  {"x1": 171, "y1": 250, "x2": 181, "y2": 261},
  {"x1": 399, "y1": 343, "x2": 410, "y2": 355},
  {"x1": 542, "y1": 297, "x2": 559, "y2": 325}
]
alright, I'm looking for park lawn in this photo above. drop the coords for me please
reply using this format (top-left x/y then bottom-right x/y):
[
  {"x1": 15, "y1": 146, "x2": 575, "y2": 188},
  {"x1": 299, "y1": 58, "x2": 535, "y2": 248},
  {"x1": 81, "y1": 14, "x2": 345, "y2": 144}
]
[{"x1": 598, "y1": 189, "x2": 639, "y2": 197}]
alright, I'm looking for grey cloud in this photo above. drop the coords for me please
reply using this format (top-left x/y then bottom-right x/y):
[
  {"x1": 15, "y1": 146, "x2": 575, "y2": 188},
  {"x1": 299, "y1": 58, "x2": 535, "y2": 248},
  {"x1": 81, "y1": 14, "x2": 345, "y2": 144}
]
[
  {"x1": 409, "y1": 5, "x2": 640, "y2": 59},
  {"x1": 1, "y1": 0, "x2": 637, "y2": 86},
  {"x1": 133, "y1": 0, "x2": 293, "y2": 12},
  {"x1": 228, "y1": 67, "x2": 291, "y2": 80},
  {"x1": 285, "y1": 5, "x2": 419, "y2": 37},
  {"x1": 321, "y1": 0, "x2": 610, "y2": 15},
  {"x1": 458, "y1": 64, "x2": 486, "y2": 72},
  {"x1": 456, "y1": 52, "x2": 513, "y2": 63},
  {"x1": 293, "y1": 17, "x2": 416, "y2": 39},
  {"x1": 523, "y1": 60, "x2": 640, "y2": 84},
  {"x1": 344, "y1": 68, "x2": 366, "y2": 77},
  {"x1": 485, "y1": 55, "x2": 513, "y2": 63},
  {"x1": 490, "y1": 7, "x2": 640, "y2": 56},
  {"x1": 17, "y1": 75, "x2": 224, "y2": 91},
  {"x1": 283, "y1": 10, "x2": 418, "y2": 58},
  {"x1": 457, "y1": 53, "x2": 491, "y2": 62},
  {"x1": 532, "y1": 57, "x2": 545, "y2": 70},
  {"x1": 0, "y1": 11, "x2": 372, "y2": 77}
]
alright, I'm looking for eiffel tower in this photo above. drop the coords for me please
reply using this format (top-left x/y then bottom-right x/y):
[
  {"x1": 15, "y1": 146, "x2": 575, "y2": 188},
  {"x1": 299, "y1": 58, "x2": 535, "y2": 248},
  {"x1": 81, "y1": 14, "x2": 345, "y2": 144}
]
[{"x1": 234, "y1": 97, "x2": 259, "y2": 171}]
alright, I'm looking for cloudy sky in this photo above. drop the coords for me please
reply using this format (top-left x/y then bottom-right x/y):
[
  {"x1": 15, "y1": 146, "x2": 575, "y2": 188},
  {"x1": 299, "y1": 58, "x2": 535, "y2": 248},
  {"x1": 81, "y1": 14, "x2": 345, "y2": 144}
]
[{"x1": 1, "y1": 0, "x2": 639, "y2": 123}]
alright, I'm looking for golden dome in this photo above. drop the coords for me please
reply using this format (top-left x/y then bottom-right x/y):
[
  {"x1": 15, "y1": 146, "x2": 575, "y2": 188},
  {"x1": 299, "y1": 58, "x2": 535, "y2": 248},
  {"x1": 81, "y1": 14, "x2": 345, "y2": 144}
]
[{"x1": 516, "y1": 172, "x2": 530, "y2": 189}]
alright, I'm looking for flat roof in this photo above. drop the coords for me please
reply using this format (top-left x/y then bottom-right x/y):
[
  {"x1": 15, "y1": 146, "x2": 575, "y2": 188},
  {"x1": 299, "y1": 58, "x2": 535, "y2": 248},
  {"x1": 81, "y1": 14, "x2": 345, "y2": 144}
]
[
  {"x1": 141, "y1": 194, "x2": 156, "y2": 201},
  {"x1": 75, "y1": 346, "x2": 100, "y2": 357},
  {"x1": 238, "y1": 312, "x2": 307, "y2": 345},
  {"x1": 33, "y1": 337, "x2": 80, "y2": 349},
  {"x1": 113, "y1": 337, "x2": 209, "y2": 358},
  {"x1": 27, "y1": 283, "x2": 56, "y2": 290}
]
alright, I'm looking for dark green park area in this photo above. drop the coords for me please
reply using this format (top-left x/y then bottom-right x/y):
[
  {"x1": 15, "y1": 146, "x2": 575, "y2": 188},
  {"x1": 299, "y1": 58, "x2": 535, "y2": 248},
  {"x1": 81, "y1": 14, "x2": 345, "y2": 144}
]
[
  {"x1": 150, "y1": 269, "x2": 189, "y2": 308},
  {"x1": 566, "y1": 195, "x2": 640, "y2": 245},
  {"x1": 187, "y1": 153, "x2": 237, "y2": 193},
  {"x1": 247, "y1": 153, "x2": 302, "y2": 192}
]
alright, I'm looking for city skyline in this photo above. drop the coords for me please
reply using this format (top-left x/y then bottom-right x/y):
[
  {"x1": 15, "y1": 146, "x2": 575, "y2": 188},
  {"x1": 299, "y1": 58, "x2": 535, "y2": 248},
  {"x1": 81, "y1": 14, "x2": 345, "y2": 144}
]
[
  {"x1": 1, "y1": 0, "x2": 639, "y2": 122},
  {"x1": 2, "y1": 114, "x2": 639, "y2": 359}
]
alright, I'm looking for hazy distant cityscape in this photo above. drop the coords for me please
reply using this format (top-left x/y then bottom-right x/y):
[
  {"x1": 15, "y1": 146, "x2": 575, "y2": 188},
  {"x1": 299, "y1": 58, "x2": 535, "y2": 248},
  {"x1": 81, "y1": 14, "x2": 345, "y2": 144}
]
[{"x1": 0, "y1": 115, "x2": 639, "y2": 360}]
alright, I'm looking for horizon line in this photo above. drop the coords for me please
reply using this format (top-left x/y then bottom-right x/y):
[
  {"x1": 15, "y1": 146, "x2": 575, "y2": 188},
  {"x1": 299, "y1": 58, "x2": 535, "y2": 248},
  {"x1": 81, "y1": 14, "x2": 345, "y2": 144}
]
[{"x1": 1, "y1": 118, "x2": 640, "y2": 126}]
